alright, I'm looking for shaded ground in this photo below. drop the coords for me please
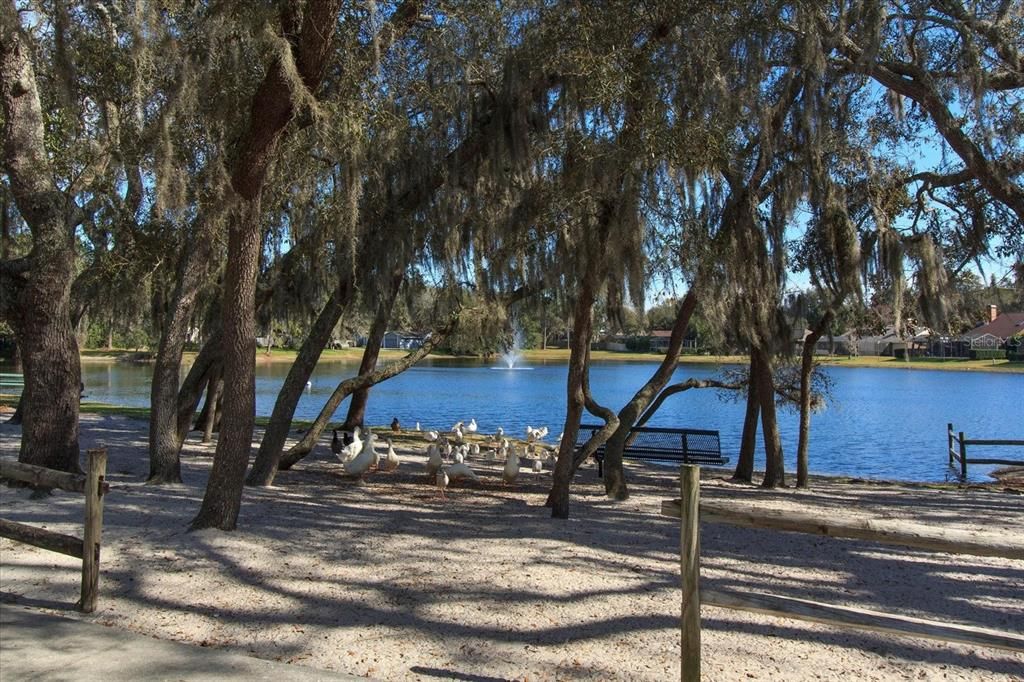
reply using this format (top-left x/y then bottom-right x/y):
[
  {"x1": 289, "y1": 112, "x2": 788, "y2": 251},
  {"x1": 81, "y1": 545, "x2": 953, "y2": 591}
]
[{"x1": 1, "y1": 413, "x2": 1022, "y2": 680}]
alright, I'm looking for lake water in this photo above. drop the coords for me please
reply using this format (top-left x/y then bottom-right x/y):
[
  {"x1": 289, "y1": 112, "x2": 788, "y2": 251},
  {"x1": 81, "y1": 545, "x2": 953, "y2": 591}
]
[{"x1": 69, "y1": 358, "x2": 1022, "y2": 483}]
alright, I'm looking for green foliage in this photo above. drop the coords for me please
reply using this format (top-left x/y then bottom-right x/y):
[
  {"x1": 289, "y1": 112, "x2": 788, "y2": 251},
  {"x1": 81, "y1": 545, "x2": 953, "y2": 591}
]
[{"x1": 969, "y1": 349, "x2": 1007, "y2": 361}]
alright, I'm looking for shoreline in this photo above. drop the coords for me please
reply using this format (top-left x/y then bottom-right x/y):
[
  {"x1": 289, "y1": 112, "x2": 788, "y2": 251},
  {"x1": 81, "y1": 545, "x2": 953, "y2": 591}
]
[{"x1": 59, "y1": 348, "x2": 1024, "y2": 373}]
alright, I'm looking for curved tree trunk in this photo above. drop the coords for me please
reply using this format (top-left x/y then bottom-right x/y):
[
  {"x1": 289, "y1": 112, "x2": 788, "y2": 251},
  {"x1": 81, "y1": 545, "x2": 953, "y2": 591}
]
[
  {"x1": 731, "y1": 355, "x2": 760, "y2": 483},
  {"x1": 343, "y1": 272, "x2": 403, "y2": 430},
  {"x1": 796, "y1": 309, "x2": 832, "y2": 488},
  {"x1": 546, "y1": 270, "x2": 598, "y2": 519},
  {"x1": 754, "y1": 347, "x2": 785, "y2": 488},
  {"x1": 602, "y1": 289, "x2": 699, "y2": 500},
  {"x1": 148, "y1": 220, "x2": 216, "y2": 484},
  {"x1": 1, "y1": 14, "x2": 81, "y2": 474},
  {"x1": 246, "y1": 280, "x2": 353, "y2": 486},
  {"x1": 201, "y1": 365, "x2": 224, "y2": 444},
  {"x1": 278, "y1": 312, "x2": 461, "y2": 469}
]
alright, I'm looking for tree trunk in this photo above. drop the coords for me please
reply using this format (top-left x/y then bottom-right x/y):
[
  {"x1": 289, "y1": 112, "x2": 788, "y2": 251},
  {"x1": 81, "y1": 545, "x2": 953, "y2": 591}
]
[
  {"x1": 343, "y1": 271, "x2": 403, "y2": 430},
  {"x1": 796, "y1": 309, "x2": 832, "y2": 488},
  {"x1": 754, "y1": 347, "x2": 785, "y2": 488},
  {"x1": 546, "y1": 273, "x2": 597, "y2": 519},
  {"x1": 246, "y1": 279, "x2": 353, "y2": 486},
  {"x1": 731, "y1": 355, "x2": 760, "y2": 483},
  {"x1": 191, "y1": 201, "x2": 262, "y2": 531},
  {"x1": 279, "y1": 312, "x2": 461, "y2": 469},
  {"x1": 148, "y1": 220, "x2": 215, "y2": 484},
  {"x1": 190, "y1": 0, "x2": 346, "y2": 530},
  {"x1": 1, "y1": 13, "x2": 81, "y2": 474},
  {"x1": 202, "y1": 366, "x2": 224, "y2": 444},
  {"x1": 602, "y1": 289, "x2": 699, "y2": 500}
]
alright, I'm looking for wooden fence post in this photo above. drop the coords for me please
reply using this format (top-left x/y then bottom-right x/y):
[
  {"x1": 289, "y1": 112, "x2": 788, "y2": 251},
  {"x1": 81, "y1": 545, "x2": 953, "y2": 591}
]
[
  {"x1": 79, "y1": 447, "x2": 107, "y2": 613},
  {"x1": 947, "y1": 423, "x2": 954, "y2": 468},
  {"x1": 680, "y1": 464, "x2": 701, "y2": 682},
  {"x1": 959, "y1": 432, "x2": 967, "y2": 480}
]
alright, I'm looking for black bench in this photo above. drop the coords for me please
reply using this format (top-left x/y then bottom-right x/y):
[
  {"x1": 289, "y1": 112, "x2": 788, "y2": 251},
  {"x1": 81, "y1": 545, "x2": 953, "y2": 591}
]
[{"x1": 576, "y1": 424, "x2": 729, "y2": 477}]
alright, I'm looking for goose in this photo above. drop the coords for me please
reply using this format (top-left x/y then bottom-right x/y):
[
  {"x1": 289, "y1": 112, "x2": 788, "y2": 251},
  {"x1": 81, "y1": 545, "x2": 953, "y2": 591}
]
[
  {"x1": 502, "y1": 446, "x2": 520, "y2": 484},
  {"x1": 337, "y1": 427, "x2": 363, "y2": 463},
  {"x1": 425, "y1": 442, "x2": 443, "y2": 477},
  {"x1": 379, "y1": 438, "x2": 400, "y2": 472},
  {"x1": 466, "y1": 418, "x2": 478, "y2": 433},
  {"x1": 343, "y1": 429, "x2": 377, "y2": 477},
  {"x1": 426, "y1": 430, "x2": 439, "y2": 442},
  {"x1": 391, "y1": 417, "x2": 401, "y2": 432},
  {"x1": 447, "y1": 459, "x2": 479, "y2": 482},
  {"x1": 435, "y1": 467, "x2": 450, "y2": 499}
]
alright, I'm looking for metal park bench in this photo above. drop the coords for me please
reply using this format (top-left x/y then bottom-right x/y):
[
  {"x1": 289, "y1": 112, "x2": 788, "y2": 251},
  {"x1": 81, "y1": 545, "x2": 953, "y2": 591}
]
[{"x1": 576, "y1": 424, "x2": 729, "y2": 477}]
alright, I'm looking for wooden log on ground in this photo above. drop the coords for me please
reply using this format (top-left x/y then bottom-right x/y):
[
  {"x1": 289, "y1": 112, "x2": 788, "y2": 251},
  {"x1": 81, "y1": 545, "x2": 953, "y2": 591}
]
[
  {"x1": 0, "y1": 460, "x2": 87, "y2": 493},
  {"x1": 702, "y1": 588, "x2": 1024, "y2": 653},
  {"x1": 0, "y1": 518, "x2": 84, "y2": 559},
  {"x1": 79, "y1": 448, "x2": 108, "y2": 613},
  {"x1": 679, "y1": 465, "x2": 701, "y2": 682},
  {"x1": 660, "y1": 500, "x2": 1024, "y2": 560}
]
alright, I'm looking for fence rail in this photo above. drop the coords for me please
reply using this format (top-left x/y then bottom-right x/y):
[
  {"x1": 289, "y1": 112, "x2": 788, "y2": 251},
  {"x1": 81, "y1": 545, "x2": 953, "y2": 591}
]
[
  {"x1": 0, "y1": 449, "x2": 108, "y2": 612},
  {"x1": 947, "y1": 422, "x2": 1024, "y2": 479},
  {"x1": 662, "y1": 465, "x2": 1024, "y2": 680}
]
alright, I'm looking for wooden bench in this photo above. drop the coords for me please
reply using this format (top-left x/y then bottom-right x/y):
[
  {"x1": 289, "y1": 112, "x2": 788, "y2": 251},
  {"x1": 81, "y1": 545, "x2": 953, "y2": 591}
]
[{"x1": 576, "y1": 424, "x2": 729, "y2": 477}]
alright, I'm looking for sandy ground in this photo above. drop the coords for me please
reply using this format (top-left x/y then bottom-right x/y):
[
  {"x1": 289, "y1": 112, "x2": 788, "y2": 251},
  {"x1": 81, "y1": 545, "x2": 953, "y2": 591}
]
[{"x1": 1, "y1": 413, "x2": 1022, "y2": 681}]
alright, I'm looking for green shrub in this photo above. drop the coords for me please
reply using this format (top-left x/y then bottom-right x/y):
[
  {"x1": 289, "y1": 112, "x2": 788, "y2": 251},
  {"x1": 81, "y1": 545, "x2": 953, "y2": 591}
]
[{"x1": 969, "y1": 349, "x2": 1007, "y2": 360}]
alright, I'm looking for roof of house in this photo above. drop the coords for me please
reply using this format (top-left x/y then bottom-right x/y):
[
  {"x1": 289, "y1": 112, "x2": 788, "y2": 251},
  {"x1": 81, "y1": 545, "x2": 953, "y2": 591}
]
[
  {"x1": 650, "y1": 330, "x2": 674, "y2": 338},
  {"x1": 961, "y1": 313, "x2": 1024, "y2": 340}
]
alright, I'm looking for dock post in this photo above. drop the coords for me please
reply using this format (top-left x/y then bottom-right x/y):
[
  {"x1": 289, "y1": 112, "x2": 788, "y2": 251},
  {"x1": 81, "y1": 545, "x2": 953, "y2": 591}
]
[
  {"x1": 680, "y1": 464, "x2": 700, "y2": 681},
  {"x1": 958, "y1": 432, "x2": 967, "y2": 480},
  {"x1": 947, "y1": 423, "x2": 954, "y2": 468}
]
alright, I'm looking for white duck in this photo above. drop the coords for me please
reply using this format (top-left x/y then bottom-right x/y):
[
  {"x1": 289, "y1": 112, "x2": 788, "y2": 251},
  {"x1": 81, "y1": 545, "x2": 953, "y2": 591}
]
[
  {"x1": 503, "y1": 446, "x2": 520, "y2": 485},
  {"x1": 379, "y1": 438, "x2": 400, "y2": 472},
  {"x1": 451, "y1": 420, "x2": 464, "y2": 432},
  {"x1": 426, "y1": 430, "x2": 439, "y2": 442},
  {"x1": 466, "y1": 418, "x2": 478, "y2": 433},
  {"x1": 415, "y1": 422, "x2": 421, "y2": 431},
  {"x1": 469, "y1": 443, "x2": 480, "y2": 458},
  {"x1": 337, "y1": 427, "x2": 363, "y2": 463},
  {"x1": 532, "y1": 458, "x2": 543, "y2": 473},
  {"x1": 447, "y1": 459, "x2": 479, "y2": 482},
  {"x1": 495, "y1": 426, "x2": 504, "y2": 439},
  {"x1": 452, "y1": 424, "x2": 465, "y2": 443},
  {"x1": 425, "y1": 442, "x2": 443, "y2": 477},
  {"x1": 344, "y1": 429, "x2": 377, "y2": 477}
]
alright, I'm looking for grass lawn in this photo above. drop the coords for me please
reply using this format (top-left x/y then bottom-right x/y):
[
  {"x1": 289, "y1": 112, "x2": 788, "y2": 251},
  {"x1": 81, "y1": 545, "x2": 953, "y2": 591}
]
[{"x1": 60, "y1": 346, "x2": 1024, "y2": 374}]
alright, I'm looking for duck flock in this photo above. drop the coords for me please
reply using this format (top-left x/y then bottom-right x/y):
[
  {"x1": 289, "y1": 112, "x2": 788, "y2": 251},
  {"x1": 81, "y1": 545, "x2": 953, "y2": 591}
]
[{"x1": 330, "y1": 419, "x2": 563, "y2": 499}]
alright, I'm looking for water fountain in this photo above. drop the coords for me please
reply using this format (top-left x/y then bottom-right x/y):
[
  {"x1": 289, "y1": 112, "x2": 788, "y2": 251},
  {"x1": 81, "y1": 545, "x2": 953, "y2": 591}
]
[{"x1": 493, "y1": 325, "x2": 532, "y2": 370}]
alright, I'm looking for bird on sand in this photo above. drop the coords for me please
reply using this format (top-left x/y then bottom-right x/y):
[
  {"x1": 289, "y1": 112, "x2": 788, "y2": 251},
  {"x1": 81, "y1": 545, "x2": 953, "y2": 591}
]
[
  {"x1": 466, "y1": 418, "x2": 478, "y2": 433},
  {"x1": 343, "y1": 429, "x2": 377, "y2": 477},
  {"x1": 391, "y1": 417, "x2": 401, "y2": 432},
  {"x1": 425, "y1": 442, "x2": 443, "y2": 477},
  {"x1": 379, "y1": 438, "x2": 400, "y2": 472},
  {"x1": 503, "y1": 446, "x2": 521, "y2": 485},
  {"x1": 335, "y1": 427, "x2": 362, "y2": 463},
  {"x1": 447, "y1": 459, "x2": 479, "y2": 482},
  {"x1": 435, "y1": 468, "x2": 450, "y2": 499}
]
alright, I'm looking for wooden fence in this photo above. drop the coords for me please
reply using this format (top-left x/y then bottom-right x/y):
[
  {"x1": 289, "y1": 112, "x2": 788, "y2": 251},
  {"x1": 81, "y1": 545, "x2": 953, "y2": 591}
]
[
  {"x1": 947, "y1": 422, "x2": 1024, "y2": 479},
  {"x1": 662, "y1": 465, "x2": 1024, "y2": 680},
  {"x1": 0, "y1": 449, "x2": 109, "y2": 613}
]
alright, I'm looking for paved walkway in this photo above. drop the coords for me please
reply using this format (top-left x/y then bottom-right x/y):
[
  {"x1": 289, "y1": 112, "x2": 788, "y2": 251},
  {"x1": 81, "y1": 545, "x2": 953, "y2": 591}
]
[{"x1": 0, "y1": 603, "x2": 364, "y2": 681}]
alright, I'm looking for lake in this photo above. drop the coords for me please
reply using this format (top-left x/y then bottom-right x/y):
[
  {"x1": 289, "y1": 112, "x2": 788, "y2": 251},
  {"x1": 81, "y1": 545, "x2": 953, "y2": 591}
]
[{"x1": 69, "y1": 358, "x2": 1022, "y2": 483}]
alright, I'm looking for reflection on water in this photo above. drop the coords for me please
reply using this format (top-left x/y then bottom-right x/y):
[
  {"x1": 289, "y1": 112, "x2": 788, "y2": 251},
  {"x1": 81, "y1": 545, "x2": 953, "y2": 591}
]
[{"x1": 29, "y1": 358, "x2": 1024, "y2": 483}]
